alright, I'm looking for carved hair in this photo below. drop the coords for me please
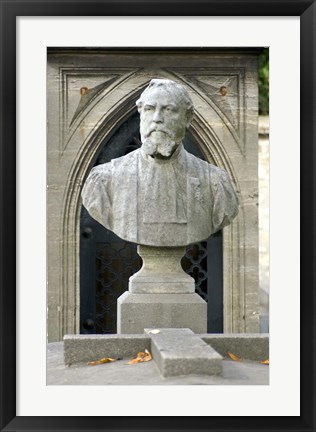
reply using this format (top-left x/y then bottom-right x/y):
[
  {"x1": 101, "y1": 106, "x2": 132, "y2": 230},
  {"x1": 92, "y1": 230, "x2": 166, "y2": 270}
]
[{"x1": 136, "y1": 79, "x2": 194, "y2": 118}]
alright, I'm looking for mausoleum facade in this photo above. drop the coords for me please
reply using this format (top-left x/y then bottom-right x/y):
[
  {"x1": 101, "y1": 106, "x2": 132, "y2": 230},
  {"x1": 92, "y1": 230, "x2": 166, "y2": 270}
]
[{"x1": 47, "y1": 48, "x2": 260, "y2": 342}]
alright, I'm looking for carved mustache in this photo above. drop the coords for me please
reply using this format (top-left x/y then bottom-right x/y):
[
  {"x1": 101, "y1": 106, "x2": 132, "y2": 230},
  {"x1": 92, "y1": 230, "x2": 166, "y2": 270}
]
[{"x1": 144, "y1": 127, "x2": 171, "y2": 138}]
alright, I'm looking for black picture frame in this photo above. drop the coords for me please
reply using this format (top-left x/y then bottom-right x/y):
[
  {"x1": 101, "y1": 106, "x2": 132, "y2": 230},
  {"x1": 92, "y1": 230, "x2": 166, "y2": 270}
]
[{"x1": 1, "y1": 1, "x2": 315, "y2": 431}]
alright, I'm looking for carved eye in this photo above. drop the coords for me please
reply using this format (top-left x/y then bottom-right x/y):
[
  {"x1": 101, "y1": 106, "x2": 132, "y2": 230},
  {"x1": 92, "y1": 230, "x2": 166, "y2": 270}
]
[
  {"x1": 144, "y1": 105, "x2": 154, "y2": 112},
  {"x1": 165, "y1": 106, "x2": 178, "y2": 114}
]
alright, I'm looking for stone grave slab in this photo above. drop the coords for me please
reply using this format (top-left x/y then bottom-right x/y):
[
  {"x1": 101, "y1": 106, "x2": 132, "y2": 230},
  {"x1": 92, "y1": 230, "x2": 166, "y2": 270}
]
[
  {"x1": 201, "y1": 333, "x2": 269, "y2": 361},
  {"x1": 145, "y1": 328, "x2": 222, "y2": 377},
  {"x1": 64, "y1": 334, "x2": 151, "y2": 366}
]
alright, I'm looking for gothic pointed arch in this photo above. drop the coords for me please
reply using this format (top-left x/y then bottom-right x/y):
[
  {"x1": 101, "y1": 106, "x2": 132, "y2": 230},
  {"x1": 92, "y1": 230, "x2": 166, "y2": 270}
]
[{"x1": 59, "y1": 70, "x2": 247, "y2": 336}]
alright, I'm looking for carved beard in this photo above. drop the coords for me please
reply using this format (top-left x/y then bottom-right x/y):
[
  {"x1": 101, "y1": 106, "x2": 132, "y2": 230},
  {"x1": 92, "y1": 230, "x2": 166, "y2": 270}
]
[{"x1": 142, "y1": 131, "x2": 179, "y2": 158}]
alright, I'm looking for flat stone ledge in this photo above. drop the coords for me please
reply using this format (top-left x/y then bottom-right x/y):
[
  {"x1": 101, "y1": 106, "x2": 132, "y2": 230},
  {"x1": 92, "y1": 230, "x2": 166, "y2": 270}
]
[
  {"x1": 147, "y1": 328, "x2": 222, "y2": 377},
  {"x1": 63, "y1": 332, "x2": 269, "y2": 366},
  {"x1": 201, "y1": 333, "x2": 269, "y2": 361},
  {"x1": 64, "y1": 334, "x2": 151, "y2": 366}
]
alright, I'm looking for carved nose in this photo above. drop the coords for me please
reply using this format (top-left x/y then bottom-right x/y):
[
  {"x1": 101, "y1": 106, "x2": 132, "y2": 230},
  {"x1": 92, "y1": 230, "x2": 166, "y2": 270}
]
[{"x1": 153, "y1": 109, "x2": 163, "y2": 123}]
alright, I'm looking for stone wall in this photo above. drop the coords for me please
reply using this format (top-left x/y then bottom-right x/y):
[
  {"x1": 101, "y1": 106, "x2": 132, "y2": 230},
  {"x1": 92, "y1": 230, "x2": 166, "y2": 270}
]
[
  {"x1": 258, "y1": 116, "x2": 269, "y2": 332},
  {"x1": 47, "y1": 48, "x2": 260, "y2": 342}
]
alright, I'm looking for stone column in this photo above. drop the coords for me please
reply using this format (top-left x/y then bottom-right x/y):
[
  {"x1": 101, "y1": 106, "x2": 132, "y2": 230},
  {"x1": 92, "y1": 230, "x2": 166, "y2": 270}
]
[{"x1": 117, "y1": 246, "x2": 207, "y2": 334}]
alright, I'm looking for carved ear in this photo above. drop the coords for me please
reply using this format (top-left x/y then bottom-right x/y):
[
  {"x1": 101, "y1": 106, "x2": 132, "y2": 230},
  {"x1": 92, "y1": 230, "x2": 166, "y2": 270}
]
[
  {"x1": 136, "y1": 99, "x2": 143, "y2": 113},
  {"x1": 186, "y1": 109, "x2": 194, "y2": 128}
]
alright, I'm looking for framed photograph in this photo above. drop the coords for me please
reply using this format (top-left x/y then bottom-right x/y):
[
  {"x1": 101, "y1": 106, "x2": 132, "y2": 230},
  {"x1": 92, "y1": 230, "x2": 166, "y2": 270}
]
[{"x1": 1, "y1": 1, "x2": 315, "y2": 431}]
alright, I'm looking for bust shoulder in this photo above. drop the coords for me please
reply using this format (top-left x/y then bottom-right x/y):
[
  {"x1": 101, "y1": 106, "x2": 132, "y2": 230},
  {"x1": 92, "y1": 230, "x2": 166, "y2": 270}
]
[
  {"x1": 209, "y1": 164, "x2": 230, "y2": 183},
  {"x1": 82, "y1": 163, "x2": 112, "y2": 192},
  {"x1": 184, "y1": 150, "x2": 210, "y2": 177}
]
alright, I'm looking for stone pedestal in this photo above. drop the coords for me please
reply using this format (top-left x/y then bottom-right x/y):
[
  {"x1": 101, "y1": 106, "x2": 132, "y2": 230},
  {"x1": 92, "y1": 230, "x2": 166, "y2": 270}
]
[
  {"x1": 117, "y1": 245, "x2": 207, "y2": 334},
  {"x1": 129, "y1": 246, "x2": 195, "y2": 293},
  {"x1": 117, "y1": 292, "x2": 207, "y2": 334}
]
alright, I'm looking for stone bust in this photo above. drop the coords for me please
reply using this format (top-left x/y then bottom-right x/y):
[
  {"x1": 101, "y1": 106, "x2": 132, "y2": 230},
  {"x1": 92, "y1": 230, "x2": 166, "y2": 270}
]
[{"x1": 82, "y1": 79, "x2": 239, "y2": 246}]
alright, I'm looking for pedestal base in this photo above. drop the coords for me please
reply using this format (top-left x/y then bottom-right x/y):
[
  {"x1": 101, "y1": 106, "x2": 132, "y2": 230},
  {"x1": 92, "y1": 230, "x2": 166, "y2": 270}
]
[{"x1": 117, "y1": 292, "x2": 207, "y2": 334}]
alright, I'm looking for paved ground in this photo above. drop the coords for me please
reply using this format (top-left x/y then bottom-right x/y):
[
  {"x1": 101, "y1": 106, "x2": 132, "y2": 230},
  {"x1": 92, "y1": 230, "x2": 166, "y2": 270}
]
[{"x1": 47, "y1": 342, "x2": 269, "y2": 385}]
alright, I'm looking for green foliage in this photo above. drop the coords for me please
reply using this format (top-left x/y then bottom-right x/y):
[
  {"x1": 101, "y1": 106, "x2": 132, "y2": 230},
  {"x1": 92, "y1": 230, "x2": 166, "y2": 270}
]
[{"x1": 259, "y1": 48, "x2": 269, "y2": 115}]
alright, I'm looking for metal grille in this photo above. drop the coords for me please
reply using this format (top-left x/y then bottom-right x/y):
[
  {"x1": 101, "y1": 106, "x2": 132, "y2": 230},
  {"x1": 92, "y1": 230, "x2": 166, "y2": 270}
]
[
  {"x1": 95, "y1": 241, "x2": 142, "y2": 333},
  {"x1": 182, "y1": 242, "x2": 208, "y2": 301}
]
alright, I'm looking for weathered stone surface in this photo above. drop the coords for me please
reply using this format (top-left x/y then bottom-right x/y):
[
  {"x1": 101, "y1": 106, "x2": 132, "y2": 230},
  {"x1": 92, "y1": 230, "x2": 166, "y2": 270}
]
[
  {"x1": 63, "y1": 332, "x2": 268, "y2": 367},
  {"x1": 63, "y1": 334, "x2": 151, "y2": 366},
  {"x1": 129, "y1": 245, "x2": 195, "y2": 293},
  {"x1": 117, "y1": 292, "x2": 207, "y2": 334},
  {"x1": 201, "y1": 333, "x2": 269, "y2": 361},
  {"x1": 81, "y1": 79, "x2": 239, "y2": 247},
  {"x1": 147, "y1": 328, "x2": 222, "y2": 377}
]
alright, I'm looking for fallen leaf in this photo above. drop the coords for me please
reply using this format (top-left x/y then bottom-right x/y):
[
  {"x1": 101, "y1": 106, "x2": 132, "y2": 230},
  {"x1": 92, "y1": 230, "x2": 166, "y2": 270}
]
[
  {"x1": 260, "y1": 359, "x2": 269, "y2": 365},
  {"x1": 128, "y1": 357, "x2": 144, "y2": 365},
  {"x1": 128, "y1": 349, "x2": 152, "y2": 365},
  {"x1": 87, "y1": 357, "x2": 117, "y2": 366},
  {"x1": 227, "y1": 351, "x2": 242, "y2": 362},
  {"x1": 143, "y1": 349, "x2": 153, "y2": 362}
]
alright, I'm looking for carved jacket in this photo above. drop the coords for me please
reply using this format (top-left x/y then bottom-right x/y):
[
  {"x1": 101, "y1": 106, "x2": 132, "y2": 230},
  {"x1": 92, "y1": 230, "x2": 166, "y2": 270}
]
[{"x1": 81, "y1": 145, "x2": 239, "y2": 246}]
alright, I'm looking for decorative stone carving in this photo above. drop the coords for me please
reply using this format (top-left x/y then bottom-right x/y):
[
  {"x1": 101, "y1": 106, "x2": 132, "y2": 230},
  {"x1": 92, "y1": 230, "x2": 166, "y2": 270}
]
[
  {"x1": 81, "y1": 79, "x2": 239, "y2": 247},
  {"x1": 191, "y1": 75, "x2": 239, "y2": 129},
  {"x1": 69, "y1": 78, "x2": 117, "y2": 127}
]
